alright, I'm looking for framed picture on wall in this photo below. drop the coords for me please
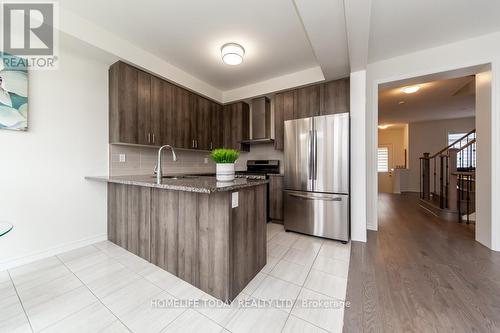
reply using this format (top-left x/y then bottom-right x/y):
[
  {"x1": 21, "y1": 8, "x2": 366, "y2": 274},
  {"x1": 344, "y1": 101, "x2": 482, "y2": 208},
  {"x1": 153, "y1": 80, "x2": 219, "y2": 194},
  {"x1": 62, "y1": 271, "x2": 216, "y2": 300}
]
[{"x1": 0, "y1": 51, "x2": 28, "y2": 131}]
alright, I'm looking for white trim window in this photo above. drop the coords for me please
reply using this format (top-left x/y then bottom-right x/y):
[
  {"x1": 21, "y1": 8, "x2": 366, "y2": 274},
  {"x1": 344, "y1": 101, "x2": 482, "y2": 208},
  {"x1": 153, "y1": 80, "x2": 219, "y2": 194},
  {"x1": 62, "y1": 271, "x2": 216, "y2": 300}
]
[{"x1": 377, "y1": 146, "x2": 389, "y2": 172}]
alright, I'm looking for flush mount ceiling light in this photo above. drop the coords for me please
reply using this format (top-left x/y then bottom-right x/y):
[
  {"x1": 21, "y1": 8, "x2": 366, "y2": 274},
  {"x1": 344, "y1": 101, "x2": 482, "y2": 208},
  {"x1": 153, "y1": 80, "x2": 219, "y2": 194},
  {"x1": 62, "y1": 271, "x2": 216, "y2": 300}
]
[
  {"x1": 378, "y1": 124, "x2": 391, "y2": 129},
  {"x1": 401, "y1": 85, "x2": 420, "y2": 94},
  {"x1": 221, "y1": 43, "x2": 245, "y2": 65}
]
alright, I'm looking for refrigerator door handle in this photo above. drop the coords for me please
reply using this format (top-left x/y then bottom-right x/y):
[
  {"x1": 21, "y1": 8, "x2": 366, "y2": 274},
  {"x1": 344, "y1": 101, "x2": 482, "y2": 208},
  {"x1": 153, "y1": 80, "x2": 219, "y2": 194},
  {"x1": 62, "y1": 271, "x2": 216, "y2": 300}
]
[
  {"x1": 313, "y1": 129, "x2": 318, "y2": 180},
  {"x1": 308, "y1": 130, "x2": 314, "y2": 180},
  {"x1": 288, "y1": 193, "x2": 343, "y2": 201}
]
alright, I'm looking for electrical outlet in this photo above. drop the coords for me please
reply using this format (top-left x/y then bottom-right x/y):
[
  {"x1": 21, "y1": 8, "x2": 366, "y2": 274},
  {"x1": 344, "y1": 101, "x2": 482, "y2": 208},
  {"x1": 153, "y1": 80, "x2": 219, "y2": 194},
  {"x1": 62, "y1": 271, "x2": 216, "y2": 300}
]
[
  {"x1": 232, "y1": 192, "x2": 239, "y2": 208},
  {"x1": 204, "y1": 157, "x2": 209, "y2": 164},
  {"x1": 119, "y1": 154, "x2": 126, "y2": 163}
]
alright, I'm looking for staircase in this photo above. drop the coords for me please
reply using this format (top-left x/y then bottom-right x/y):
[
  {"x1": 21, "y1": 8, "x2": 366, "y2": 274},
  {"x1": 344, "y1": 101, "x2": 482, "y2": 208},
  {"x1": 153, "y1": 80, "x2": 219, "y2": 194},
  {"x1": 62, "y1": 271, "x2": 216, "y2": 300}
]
[{"x1": 419, "y1": 129, "x2": 476, "y2": 223}]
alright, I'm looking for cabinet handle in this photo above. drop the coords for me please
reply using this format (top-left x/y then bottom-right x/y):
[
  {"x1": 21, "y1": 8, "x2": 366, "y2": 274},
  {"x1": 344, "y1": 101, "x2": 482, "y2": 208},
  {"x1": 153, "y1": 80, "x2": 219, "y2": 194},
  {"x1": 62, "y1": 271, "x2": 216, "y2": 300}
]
[
  {"x1": 210, "y1": 142, "x2": 213, "y2": 150},
  {"x1": 148, "y1": 133, "x2": 151, "y2": 143},
  {"x1": 152, "y1": 133, "x2": 155, "y2": 144},
  {"x1": 195, "y1": 140, "x2": 198, "y2": 149},
  {"x1": 192, "y1": 139, "x2": 195, "y2": 148}
]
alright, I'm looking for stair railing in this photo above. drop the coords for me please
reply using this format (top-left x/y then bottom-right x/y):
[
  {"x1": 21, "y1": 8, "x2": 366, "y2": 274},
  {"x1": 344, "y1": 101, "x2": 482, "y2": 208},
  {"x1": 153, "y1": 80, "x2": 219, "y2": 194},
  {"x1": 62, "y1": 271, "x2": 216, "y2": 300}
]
[{"x1": 420, "y1": 129, "x2": 476, "y2": 210}]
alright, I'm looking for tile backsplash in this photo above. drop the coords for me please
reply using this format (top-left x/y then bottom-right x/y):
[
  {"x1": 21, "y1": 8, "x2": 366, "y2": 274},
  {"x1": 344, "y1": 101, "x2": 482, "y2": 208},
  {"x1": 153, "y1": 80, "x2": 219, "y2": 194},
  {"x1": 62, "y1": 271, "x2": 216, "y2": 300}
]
[
  {"x1": 109, "y1": 143, "x2": 284, "y2": 176},
  {"x1": 110, "y1": 144, "x2": 216, "y2": 176}
]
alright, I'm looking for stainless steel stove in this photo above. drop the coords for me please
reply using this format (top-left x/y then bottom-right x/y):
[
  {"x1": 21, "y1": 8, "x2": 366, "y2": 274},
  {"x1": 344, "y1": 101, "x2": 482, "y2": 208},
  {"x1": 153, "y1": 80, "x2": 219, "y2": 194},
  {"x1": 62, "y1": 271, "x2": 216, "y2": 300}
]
[
  {"x1": 235, "y1": 160, "x2": 280, "y2": 221},
  {"x1": 235, "y1": 160, "x2": 280, "y2": 179}
]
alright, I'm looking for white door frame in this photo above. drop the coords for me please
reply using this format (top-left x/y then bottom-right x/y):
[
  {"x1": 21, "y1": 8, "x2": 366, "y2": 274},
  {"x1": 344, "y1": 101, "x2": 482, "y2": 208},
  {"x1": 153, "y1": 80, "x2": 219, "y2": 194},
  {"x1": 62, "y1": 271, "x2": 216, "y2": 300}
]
[{"x1": 368, "y1": 61, "x2": 499, "y2": 251}]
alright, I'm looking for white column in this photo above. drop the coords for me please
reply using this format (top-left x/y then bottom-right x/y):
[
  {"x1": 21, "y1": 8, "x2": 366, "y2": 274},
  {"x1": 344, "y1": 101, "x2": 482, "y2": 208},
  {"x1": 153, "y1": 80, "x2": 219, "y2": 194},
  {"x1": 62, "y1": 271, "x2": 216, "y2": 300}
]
[{"x1": 350, "y1": 70, "x2": 367, "y2": 242}]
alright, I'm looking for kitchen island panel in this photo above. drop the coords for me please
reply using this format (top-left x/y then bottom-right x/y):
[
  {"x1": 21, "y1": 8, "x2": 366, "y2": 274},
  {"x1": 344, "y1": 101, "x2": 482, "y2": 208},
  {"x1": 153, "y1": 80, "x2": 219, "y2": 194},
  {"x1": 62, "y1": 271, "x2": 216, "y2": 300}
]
[
  {"x1": 107, "y1": 181, "x2": 266, "y2": 302},
  {"x1": 108, "y1": 183, "x2": 151, "y2": 261},
  {"x1": 151, "y1": 189, "x2": 179, "y2": 275}
]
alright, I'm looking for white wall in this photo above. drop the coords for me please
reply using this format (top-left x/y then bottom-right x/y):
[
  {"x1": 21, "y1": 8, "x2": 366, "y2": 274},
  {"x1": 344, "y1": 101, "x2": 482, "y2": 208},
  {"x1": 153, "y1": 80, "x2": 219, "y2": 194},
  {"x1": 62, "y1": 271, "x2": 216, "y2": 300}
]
[
  {"x1": 365, "y1": 31, "x2": 500, "y2": 251},
  {"x1": 0, "y1": 42, "x2": 109, "y2": 269},
  {"x1": 475, "y1": 71, "x2": 493, "y2": 248},
  {"x1": 405, "y1": 117, "x2": 475, "y2": 192}
]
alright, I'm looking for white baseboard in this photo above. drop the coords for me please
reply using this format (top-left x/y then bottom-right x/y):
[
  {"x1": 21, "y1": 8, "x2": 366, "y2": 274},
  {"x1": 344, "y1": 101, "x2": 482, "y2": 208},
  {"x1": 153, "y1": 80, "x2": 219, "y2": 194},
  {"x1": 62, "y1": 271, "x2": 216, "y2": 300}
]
[
  {"x1": 0, "y1": 233, "x2": 108, "y2": 271},
  {"x1": 367, "y1": 222, "x2": 378, "y2": 231}
]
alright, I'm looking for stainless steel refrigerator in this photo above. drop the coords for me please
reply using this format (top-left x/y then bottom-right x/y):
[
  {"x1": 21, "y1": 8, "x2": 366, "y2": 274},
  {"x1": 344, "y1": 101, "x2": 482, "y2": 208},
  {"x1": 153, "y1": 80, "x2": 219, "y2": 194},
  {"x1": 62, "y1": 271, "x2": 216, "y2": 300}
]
[{"x1": 284, "y1": 113, "x2": 349, "y2": 242}]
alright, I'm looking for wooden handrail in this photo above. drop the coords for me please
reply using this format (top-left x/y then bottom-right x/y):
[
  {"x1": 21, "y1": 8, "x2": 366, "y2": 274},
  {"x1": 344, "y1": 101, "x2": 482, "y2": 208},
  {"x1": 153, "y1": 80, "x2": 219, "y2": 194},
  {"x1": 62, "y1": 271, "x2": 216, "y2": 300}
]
[
  {"x1": 458, "y1": 138, "x2": 476, "y2": 152},
  {"x1": 428, "y1": 129, "x2": 476, "y2": 159}
]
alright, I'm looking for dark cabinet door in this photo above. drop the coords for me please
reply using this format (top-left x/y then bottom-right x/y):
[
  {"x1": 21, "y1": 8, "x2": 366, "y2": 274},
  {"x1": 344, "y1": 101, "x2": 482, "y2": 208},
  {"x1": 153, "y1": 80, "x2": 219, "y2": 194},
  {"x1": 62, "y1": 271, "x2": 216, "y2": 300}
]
[
  {"x1": 210, "y1": 102, "x2": 223, "y2": 150},
  {"x1": 137, "y1": 71, "x2": 152, "y2": 145},
  {"x1": 173, "y1": 86, "x2": 191, "y2": 149},
  {"x1": 189, "y1": 93, "x2": 198, "y2": 149},
  {"x1": 223, "y1": 102, "x2": 249, "y2": 151},
  {"x1": 222, "y1": 104, "x2": 233, "y2": 149},
  {"x1": 196, "y1": 97, "x2": 212, "y2": 150},
  {"x1": 231, "y1": 102, "x2": 250, "y2": 151},
  {"x1": 150, "y1": 76, "x2": 163, "y2": 145},
  {"x1": 274, "y1": 90, "x2": 296, "y2": 150},
  {"x1": 109, "y1": 62, "x2": 139, "y2": 144},
  {"x1": 269, "y1": 175, "x2": 284, "y2": 221},
  {"x1": 295, "y1": 85, "x2": 320, "y2": 119},
  {"x1": 161, "y1": 81, "x2": 174, "y2": 145},
  {"x1": 321, "y1": 78, "x2": 350, "y2": 115}
]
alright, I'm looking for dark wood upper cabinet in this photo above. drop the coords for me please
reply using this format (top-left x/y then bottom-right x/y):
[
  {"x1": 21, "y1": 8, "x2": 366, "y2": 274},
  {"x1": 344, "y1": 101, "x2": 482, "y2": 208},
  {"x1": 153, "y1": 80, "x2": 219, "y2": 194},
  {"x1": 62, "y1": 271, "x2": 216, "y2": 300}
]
[
  {"x1": 295, "y1": 85, "x2": 320, "y2": 119},
  {"x1": 273, "y1": 78, "x2": 349, "y2": 150},
  {"x1": 195, "y1": 96, "x2": 212, "y2": 150},
  {"x1": 109, "y1": 62, "x2": 138, "y2": 144},
  {"x1": 210, "y1": 102, "x2": 223, "y2": 150},
  {"x1": 110, "y1": 61, "x2": 252, "y2": 152},
  {"x1": 173, "y1": 86, "x2": 191, "y2": 149},
  {"x1": 160, "y1": 81, "x2": 174, "y2": 145},
  {"x1": 137, "y1": 71, "x2": 152, "y2": 145},
  {"x1": 223, "y1": 102, "x2": 250, "y2": 151},
  {"x1": 109, "y1": 62, "x2": 161, "y2": 146},
  {"x1": 321, "y1": 78, "x2": 350, "y2": 115},
  {"x1": 274, "y1": 90, "x2": 296, "y2": 150}
]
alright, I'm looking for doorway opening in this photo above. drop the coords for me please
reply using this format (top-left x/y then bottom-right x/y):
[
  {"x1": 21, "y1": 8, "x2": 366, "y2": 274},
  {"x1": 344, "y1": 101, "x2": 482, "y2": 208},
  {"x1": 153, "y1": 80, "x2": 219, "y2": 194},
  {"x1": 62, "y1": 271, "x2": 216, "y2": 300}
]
[{"x1": 375, "y1": 65, "x2": 490, "y2": 241}]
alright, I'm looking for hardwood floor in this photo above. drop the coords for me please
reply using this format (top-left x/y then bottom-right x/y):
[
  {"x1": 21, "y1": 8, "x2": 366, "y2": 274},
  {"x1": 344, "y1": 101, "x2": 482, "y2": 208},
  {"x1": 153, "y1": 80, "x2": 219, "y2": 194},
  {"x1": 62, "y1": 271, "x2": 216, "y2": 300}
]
[{"x1": 344, "y1": 192, "x2": 500, "y2": 333}]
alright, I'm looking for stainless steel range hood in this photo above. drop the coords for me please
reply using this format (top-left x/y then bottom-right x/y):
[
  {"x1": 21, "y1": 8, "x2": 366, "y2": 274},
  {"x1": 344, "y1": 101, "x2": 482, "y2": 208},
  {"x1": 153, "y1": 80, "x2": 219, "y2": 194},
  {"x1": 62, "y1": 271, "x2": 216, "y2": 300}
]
[{"x1": 241, "y1": 96, "x2": 274, "y2": 145}]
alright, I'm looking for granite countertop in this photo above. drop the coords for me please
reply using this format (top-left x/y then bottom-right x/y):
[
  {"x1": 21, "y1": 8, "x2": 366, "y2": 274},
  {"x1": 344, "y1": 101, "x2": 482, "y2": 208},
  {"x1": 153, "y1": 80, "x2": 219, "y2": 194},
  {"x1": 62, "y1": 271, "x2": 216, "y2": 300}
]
[{"x1": 85, "y1": 175, "x2": 268, "y2": 193}]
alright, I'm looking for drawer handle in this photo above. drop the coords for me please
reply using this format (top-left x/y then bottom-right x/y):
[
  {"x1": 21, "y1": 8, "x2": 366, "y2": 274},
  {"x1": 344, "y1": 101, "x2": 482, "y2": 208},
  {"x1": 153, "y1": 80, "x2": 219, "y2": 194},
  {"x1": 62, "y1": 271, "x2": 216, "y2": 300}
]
[{"x1": 289, "y1": 193, "x2": 342, "y2": 201}]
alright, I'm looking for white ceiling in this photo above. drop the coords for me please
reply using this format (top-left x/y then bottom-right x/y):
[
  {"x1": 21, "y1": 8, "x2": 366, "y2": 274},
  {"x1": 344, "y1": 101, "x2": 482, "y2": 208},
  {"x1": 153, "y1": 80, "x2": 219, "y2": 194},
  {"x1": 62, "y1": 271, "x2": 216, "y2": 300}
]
[
  {"x1": 369, "y1": 0, "x2": 500, "y2": 62},
  {"x1": 60, "y1": 0, "x2": 351, "y2": 91},
  {"x1": 379, "y1": 76, "x2": 475, "y2": 124},
  {"x1": 58, "y1": 0, "x2": 500, "y2": 100}
]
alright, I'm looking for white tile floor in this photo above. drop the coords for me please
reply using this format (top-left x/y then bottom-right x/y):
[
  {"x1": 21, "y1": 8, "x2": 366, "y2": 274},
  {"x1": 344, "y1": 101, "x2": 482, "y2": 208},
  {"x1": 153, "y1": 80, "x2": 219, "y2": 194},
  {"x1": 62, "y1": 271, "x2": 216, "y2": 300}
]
[{"x1": 0, "y1": 223, "x2": 350, "y2": 333}]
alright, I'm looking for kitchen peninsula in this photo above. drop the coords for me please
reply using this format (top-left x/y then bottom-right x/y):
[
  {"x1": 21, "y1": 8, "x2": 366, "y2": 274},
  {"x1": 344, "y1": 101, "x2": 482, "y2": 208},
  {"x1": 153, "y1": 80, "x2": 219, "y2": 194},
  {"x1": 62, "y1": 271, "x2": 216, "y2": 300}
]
[{"x1": 87, "y1": 175, "x2": 267, "y2": 302}]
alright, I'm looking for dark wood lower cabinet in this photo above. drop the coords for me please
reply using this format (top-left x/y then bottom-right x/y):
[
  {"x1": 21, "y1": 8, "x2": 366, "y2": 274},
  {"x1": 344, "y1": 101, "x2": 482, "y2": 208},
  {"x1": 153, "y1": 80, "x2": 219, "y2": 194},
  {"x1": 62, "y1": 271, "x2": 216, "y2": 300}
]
[
  {"x1": 107, "y1": 183, "x2": 267, "y2": 302},
  {"x1": 269, "y1": 175, "x2": 284, "y2": 222}
]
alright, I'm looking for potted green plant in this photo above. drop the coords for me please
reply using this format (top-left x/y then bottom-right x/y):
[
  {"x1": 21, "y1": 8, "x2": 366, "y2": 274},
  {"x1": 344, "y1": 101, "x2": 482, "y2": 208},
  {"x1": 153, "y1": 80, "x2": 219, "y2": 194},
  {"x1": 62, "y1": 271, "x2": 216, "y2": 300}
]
[{"x1": 210, "y1": 148, "x2": 240, "y2": 182}]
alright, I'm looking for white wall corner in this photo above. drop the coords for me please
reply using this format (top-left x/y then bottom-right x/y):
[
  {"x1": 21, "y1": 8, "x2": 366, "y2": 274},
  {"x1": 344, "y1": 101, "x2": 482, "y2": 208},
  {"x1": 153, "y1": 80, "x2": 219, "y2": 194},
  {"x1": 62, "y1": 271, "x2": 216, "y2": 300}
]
[
  {"x1": 0, "y1": 233, "x2": 107, "y2": 271},
  {"x1": 222, "y1": 66, "x2": 325, "y2": 103},
  {"x1": 350, "y1": 70, "x2": 368, "y2": 242}
]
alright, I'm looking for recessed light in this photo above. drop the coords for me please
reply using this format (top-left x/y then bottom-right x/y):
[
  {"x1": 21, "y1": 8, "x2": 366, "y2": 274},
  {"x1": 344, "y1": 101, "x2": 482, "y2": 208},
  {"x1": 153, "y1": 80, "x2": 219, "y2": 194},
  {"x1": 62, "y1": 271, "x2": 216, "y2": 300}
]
[
  {"x1": 221, "y1": 43, "x2": 245, "y2": 65},
  {"x1": 378, "y1": 124, "x2": 391, "y2": 129},
  {"x1": 398, "y1": 101, "x2": 406, "y2": 105},
  {"x1": 401, "y1": 85, "x2": 420, "y2": 94}
]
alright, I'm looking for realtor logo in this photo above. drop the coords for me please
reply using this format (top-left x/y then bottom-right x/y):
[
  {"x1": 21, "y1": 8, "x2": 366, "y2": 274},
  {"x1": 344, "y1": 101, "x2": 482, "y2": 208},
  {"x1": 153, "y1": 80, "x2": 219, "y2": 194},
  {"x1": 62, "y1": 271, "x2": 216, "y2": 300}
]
[{"x1": 1, "y1": 2, "x2": 59, "y2": 69}]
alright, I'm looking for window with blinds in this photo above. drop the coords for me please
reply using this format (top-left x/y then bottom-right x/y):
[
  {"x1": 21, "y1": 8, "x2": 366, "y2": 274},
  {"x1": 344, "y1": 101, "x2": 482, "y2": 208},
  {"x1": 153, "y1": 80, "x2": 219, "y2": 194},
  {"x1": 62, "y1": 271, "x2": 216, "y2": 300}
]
[{"x1": 378, "y1": 147, "x2": 389, "y2": 172}]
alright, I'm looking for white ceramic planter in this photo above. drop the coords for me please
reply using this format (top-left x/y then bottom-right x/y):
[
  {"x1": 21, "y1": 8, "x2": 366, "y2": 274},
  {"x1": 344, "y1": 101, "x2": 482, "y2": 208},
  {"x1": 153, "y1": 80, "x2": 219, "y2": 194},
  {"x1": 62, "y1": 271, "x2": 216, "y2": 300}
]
[{"x1": 216, "y1": 163, "x2": 235, "y2": 182}]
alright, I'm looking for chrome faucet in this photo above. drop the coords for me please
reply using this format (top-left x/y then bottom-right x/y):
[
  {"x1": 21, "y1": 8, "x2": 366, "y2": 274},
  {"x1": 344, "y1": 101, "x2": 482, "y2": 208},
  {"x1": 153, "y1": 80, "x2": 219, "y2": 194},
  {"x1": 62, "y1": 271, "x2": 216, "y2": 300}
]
[{"x1": 155, "y1": 145, "x2": 177, "y2": 183}]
